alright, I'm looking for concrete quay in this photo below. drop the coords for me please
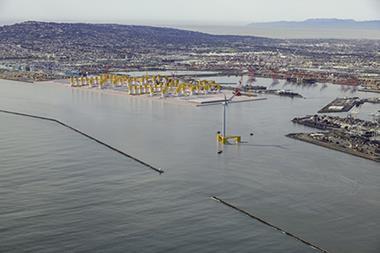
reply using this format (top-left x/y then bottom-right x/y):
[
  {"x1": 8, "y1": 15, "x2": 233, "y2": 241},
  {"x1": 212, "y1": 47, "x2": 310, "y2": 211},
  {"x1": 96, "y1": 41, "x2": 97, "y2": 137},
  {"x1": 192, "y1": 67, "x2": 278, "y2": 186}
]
[{"x1": 287, "y1": 132, "x2": 380, "y2": 162}]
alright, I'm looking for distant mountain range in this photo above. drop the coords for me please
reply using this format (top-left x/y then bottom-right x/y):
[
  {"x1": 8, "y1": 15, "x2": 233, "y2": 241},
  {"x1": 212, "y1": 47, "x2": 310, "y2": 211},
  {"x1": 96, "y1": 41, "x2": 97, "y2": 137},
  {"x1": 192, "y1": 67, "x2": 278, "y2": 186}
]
[{"x1": 248, "y1": 19, "x2": 380, "y2": 30}]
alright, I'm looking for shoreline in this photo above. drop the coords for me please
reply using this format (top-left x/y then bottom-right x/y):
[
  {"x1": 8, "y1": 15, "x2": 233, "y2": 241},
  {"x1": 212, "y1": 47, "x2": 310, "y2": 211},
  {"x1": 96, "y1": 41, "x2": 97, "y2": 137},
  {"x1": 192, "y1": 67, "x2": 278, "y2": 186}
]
[
  {"x1": 50, "y1": 80, "x2": 267, "y2": 107},
  {"x1": 358, "y1": 88, "x2": 380, "y2": 94},
  {"x1": 1, "y1": 71, "x2": 378, "y2": 91},
  {"x1": 286, "y1": 133, "x2": 380, "y2": 162},
  {"x1": 0, "y1": 77, "x2": 34, "y2": 83}
]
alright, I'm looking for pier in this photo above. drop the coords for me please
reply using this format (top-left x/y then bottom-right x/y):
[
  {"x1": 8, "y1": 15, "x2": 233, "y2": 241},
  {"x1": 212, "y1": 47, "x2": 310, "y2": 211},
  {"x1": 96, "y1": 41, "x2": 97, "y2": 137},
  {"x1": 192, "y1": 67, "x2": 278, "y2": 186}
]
[
  {"x1": 287, "y1": 133, "x2": 380, "y2": 162},
  {"x1": 289, "y1": 115, "x2": 380, "y2": 162},
  {"x1": 318, "y1": 97, "x2": 380, "y2": 113},
  {"x1": 318, "y1": 97, "x2": 362, "y2": 113}
]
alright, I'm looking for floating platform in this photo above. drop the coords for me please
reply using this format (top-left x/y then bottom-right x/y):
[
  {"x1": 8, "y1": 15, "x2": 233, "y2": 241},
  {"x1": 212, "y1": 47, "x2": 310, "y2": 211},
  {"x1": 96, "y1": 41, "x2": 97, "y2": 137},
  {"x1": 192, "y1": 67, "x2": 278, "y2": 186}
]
[{"x1": 216, "y1": 133, "x2": 241, "y2": 144}]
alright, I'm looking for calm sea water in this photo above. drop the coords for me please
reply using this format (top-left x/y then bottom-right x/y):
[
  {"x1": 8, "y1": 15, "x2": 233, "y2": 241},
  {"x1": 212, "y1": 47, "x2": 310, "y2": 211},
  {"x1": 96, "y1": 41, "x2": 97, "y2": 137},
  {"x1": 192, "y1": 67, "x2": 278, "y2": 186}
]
[
  {"x1": 0, "y1": 77, "x2": 379, "y2": 253},
  {"x1": 175, "y1": 25, "x2": 380, "y2": 40}
]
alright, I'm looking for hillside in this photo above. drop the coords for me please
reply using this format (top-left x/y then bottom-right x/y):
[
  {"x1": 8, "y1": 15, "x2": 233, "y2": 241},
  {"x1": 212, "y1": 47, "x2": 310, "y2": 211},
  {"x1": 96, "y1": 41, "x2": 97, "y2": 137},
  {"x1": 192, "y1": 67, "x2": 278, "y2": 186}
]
[{"x1": 0, "y1": 21, "x2": 274, "y2": 60}]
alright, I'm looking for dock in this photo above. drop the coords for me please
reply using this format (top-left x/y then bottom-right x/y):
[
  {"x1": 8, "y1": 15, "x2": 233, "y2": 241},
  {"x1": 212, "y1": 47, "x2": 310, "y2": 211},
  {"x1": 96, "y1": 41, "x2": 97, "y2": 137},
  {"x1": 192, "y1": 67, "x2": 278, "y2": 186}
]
[
  {"x1": 287, "y1": 133, "x2": 380, "y2": 162},
  {"x1": 318, "y1": 97, "x2": 362, "y2": 113}
]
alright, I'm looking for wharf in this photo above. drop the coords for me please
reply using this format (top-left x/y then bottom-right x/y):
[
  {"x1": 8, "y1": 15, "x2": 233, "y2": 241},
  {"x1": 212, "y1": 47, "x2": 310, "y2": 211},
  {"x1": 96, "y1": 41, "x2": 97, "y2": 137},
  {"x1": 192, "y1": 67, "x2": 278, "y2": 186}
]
[
  {"x1": 363, "y1": 97, "x2": 380, "y2": 104},
  {"x1": 358, "y1": 88, "x2": 380, "y2": 94},
  {"x1": 287, "y1": 133, "x2": 380, "y2": 162},
  {"x1": 65, "y1": 84, "x2": 265, "y2": 107},
  {"x1": 318, "y1": 97, "x2": 362, "y2": 113},
  {"x1": 291, "y1": 116, "x2": 330, "y2": 130},
  {"x1": 0, "y1": 77, "x2": 34, "y2": 83}
]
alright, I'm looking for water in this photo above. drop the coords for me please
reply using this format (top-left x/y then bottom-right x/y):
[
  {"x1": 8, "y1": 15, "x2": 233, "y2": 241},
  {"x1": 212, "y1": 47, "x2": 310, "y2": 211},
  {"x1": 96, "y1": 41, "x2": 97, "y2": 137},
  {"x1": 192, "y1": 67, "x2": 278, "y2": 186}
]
[
  {"x1": 0, "y1": 77, "x2": 379, "y2": 253},
  {"x1": 175, "y1": 25, "x2": 380, "y2": 40}
]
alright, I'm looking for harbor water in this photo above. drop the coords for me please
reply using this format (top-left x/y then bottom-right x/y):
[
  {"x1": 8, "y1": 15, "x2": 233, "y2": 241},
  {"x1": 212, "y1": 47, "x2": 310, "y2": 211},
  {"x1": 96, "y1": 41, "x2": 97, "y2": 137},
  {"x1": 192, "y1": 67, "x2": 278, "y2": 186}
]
[{"x1": 0, "y1": 77, "x2": 379, "y2": 253}]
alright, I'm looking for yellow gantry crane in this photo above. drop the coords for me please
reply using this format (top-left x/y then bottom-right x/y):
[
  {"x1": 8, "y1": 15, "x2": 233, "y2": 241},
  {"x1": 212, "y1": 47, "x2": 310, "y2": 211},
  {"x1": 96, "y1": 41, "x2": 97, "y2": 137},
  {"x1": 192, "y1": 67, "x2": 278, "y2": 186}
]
[
  {"x1": 68, "y1": 73, "x2": 240, "y2": 146},
  {"x1": 68, "y1": 74, "x2": 221, "y2": 97}
]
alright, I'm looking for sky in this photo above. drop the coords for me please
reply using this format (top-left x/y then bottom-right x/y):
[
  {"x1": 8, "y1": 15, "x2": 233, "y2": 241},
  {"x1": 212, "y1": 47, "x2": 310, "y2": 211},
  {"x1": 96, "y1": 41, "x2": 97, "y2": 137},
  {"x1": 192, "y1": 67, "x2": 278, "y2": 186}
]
[{"x1": 0, "y1": 0, "x2": 379, "y2": 25}]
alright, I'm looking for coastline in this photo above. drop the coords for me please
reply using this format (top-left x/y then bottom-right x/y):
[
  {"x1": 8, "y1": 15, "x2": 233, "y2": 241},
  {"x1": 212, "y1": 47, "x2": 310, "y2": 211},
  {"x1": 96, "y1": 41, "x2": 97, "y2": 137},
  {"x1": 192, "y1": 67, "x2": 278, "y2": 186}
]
[
  {"x1": 358, "y1": 88, "x2": 380, "y2": 94},
  {"x1": 36, "y1": 79, "x2": 267, "y2": 107},
  {"x1": 0, "y1": 77, "x2": 34, "y2": 83},
  {"x1": 286, "y1": 133, "x2": 380, "y2": 162}
]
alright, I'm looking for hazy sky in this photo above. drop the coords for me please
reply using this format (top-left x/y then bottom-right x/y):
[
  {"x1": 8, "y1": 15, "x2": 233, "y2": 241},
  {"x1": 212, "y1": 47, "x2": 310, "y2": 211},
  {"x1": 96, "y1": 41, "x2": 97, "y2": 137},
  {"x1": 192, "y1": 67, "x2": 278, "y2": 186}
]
[{"x1": 0, "y1": 0, "x2": 379, "y2": 25}]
